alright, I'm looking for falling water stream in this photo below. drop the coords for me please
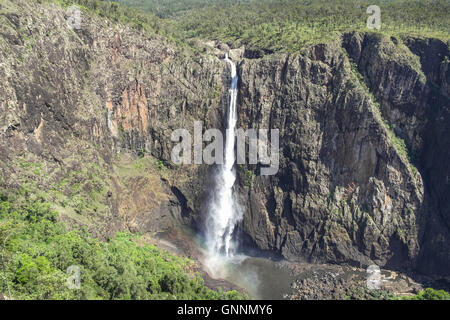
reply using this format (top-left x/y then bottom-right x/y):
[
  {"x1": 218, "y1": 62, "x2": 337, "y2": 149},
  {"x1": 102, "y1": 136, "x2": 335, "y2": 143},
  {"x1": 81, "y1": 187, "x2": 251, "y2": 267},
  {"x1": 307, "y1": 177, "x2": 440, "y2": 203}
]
[
  {"x1": 204, "y1": 53, "x2": 241, "y2": 273},
  {"x1": 198, "y1": 54, "x2": 295, "y2": 299},
  {"x1": 159, "y1": 53, "x2": 421, "y2": 300},
  {"x1": 157, "y1": 54, "x2": 297, "y2": 298}
]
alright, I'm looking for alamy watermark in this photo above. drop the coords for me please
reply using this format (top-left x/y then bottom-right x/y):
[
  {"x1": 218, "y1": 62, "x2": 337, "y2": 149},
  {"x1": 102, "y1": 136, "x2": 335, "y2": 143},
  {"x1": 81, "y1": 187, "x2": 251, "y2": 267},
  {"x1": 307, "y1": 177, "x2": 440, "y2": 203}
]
[
  {"x1": 366, "y1": 5, "x2": 381, "y2": 30},
  {"x1": 366, "y1": 265, "x2": 381, "y2": 290},
  {"x1": 170, "y1": 121, "x2": 279, "y2": 176},
  {"x1": 66, "y1": 5, "x2": 82, "y2": 30},
  {"x1": 66, "y1": 265, "x2": 81, "y2": 290}
]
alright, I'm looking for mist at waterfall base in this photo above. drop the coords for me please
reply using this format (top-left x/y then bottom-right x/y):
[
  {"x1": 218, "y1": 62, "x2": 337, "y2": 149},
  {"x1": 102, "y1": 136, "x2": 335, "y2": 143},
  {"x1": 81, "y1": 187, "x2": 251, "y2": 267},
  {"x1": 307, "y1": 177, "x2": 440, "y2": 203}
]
[{"x1": 194, "y1": 55, "x2": 295, "y2": 299}]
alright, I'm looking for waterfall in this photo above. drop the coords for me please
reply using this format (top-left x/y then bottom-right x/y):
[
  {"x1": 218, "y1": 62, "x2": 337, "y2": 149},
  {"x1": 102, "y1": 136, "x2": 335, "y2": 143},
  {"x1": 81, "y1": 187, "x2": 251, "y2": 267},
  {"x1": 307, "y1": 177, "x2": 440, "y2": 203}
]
[{"x1": 205, "y1": 53, "x2": 241, "y2": 267}]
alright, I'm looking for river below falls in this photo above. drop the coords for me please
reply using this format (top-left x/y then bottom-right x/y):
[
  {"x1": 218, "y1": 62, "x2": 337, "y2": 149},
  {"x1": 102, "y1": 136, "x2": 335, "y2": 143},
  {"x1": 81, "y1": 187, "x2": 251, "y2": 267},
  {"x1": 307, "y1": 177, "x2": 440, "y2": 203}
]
[
  {"x1": 152, "y1": 225, "x2": 435, "y2": 299},
  {"x1": 154, "y1": 226, "x2": 297, "y2": 299}
]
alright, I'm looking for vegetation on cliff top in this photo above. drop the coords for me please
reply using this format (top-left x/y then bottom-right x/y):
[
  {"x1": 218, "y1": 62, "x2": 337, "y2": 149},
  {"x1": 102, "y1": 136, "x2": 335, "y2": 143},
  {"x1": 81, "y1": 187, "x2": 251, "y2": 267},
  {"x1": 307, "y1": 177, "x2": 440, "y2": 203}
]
[
  {"x1": 0, "y1": 188, "x2": 246, "y2": 300},
  {"x1": 114, "y1": 0, "x2": 449, "y2": 52},
  {"x1": 41, "y1": 0, "x2": 449, "y2": 53}
]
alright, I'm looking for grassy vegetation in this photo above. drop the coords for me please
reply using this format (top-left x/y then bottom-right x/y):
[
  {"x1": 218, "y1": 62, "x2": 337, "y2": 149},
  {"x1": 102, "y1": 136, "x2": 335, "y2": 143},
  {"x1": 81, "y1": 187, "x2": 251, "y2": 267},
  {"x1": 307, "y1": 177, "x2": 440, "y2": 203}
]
[
  {"x1": 0, "y1": 187, "x2": 247, "y2": 300},
  {"x1": 12, "y1": 155, "x2": 111, "y2": 230}
]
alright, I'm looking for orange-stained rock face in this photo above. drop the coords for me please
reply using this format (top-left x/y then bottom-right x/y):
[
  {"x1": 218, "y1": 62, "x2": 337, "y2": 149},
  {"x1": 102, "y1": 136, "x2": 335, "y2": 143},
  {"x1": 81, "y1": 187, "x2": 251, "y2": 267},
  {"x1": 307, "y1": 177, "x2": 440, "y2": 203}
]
[
  {"x1": 119, "y1": 81, "x2": 149, "y2": 133},
  {"x1": 107, "y1": 81, "x2": 150, "y2": 135}
]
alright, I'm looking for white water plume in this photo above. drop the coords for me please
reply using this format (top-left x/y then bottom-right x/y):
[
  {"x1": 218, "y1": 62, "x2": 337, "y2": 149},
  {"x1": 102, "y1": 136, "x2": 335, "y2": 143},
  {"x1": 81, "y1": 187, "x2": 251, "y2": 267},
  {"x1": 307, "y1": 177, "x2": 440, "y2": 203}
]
[{"x1": 204, "y1": 53, "x2": 242, "y2": 273}]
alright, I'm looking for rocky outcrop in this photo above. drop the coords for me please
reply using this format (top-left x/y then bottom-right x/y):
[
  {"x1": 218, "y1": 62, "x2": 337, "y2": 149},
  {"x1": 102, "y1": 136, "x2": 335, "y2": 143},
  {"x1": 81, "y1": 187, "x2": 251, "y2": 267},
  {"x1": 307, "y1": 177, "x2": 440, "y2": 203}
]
[
  {"x1": 285, "y1": 263, "x2": 423, "y2": 300},
  {"x1": 343, "y1": 33, "x2": 450, "y2": 276},
  {"x1": 0, "y1": 0, "x2": 228, "y2": 236}
]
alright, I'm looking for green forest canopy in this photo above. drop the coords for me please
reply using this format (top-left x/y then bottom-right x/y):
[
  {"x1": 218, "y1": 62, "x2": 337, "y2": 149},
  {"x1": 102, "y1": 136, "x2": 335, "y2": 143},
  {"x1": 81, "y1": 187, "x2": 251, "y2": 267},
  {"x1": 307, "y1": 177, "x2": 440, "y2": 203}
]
[
  {"x1": 0, "y1": 187, "x2": 247, "y2": 299},
  {"x1": 47, "y1": 0, "x2": 450, "y2": 53},
  {"x1": 112, "y1": 0, "x2": 450, "y2": 52}
]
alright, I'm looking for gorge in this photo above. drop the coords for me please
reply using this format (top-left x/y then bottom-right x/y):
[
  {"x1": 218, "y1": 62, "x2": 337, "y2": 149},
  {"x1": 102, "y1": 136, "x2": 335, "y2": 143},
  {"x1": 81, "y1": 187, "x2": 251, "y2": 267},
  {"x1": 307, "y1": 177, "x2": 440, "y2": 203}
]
[{"x1": 0, "y1": 0, "x2": 449, "y2": 300}]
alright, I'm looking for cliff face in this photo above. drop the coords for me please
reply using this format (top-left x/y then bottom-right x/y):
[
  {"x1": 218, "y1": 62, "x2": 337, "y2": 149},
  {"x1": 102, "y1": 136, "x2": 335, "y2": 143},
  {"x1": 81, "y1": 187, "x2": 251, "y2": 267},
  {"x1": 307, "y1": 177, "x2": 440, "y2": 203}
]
[
  {"x1": 345, "y1": 33, "x2": 450, "y2": 274},
  {"x1": 1, "y1": 0, "x2": 448, "y2": 276},
  {"x1": 236, "y1": 34, "x2": 449, "y2": 275},
  {"x1": 0, "y1": 0, "x2": 227, "y2": 236}
]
